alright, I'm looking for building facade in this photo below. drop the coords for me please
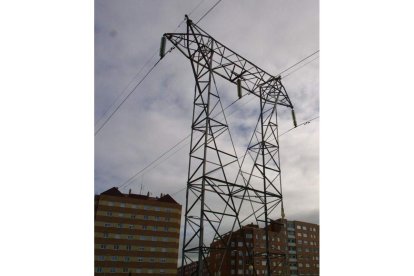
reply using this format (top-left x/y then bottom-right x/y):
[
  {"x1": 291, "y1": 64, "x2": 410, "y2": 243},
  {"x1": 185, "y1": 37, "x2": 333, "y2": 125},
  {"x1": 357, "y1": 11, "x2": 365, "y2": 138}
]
[
  {"x1": 285, "y1": 220, "x2": 319, "y2": 276},
  {"x1": 203, "y1": 219, "x2": 319, "y2": 275},
  {"x1": 95, "y1": 187, "x2": 182, "y2": 275}
]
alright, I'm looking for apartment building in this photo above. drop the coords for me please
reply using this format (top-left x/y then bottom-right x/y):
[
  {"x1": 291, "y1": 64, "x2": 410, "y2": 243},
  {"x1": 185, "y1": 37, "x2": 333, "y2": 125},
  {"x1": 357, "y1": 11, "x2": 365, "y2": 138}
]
[
  {"x1": 285, "y1": 220, "x2": 319, "y2": 276},
  {"x1": 94, "y1": 187, "x2": 182, "y2": 275},
  {"x1": 204, "y1": 219, "x2": 319, "y2": 275}
]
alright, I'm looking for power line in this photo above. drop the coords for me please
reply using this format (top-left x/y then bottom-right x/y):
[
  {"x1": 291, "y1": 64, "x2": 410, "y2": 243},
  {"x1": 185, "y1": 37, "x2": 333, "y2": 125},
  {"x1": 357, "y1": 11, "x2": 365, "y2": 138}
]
[
  {"x1": 94, "y1": 57, "x2": 163, "y2": 136},
  {"x1": 277, "y1": 50, "x2": 319, "y2": 76},
  {"x1": 95, "y1": 0, "x2": 210, "y2": 136},
  {"x1": 94, "y1": 51, "x2": 159, "y2": 127},
  {"x1": 282, "y1": 55, "x2": 319, "y2": 79},
  {"x1": 168, "y1": 115, "x2": 320, "y2": 197},
  {"x1": 196, "y1": 0, "x2": 223, "y2": 23},
  {"x1": 118, "y1": 133, "x2": 191, "y2": 190},
  {"x1": 117, "y1": 49, "x2": 320, "y2": 191}
]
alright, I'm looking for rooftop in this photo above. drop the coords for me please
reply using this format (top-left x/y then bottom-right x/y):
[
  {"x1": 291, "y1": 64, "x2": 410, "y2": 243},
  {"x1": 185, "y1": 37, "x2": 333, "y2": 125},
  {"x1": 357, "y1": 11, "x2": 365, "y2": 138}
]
[{"x1": 99, "y1": 186, "x2": 180, "y2": 205}]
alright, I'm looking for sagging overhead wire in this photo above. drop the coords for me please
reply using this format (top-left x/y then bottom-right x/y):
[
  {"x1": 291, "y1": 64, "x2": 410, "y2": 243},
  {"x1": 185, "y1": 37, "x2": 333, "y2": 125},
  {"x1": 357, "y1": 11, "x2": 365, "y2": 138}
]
[
  {"x1": 117, "y1": 49, "x2": 320, "y2": 191},
  {"x1": 278, "y1": 50, "x2": 319, "y2": 77},
  {"x1": 168, "y1": 115, "x2": 320, "y2": 197},
  {"x1": 95, "y1": 0, "x2": 223, "y2": 136}
]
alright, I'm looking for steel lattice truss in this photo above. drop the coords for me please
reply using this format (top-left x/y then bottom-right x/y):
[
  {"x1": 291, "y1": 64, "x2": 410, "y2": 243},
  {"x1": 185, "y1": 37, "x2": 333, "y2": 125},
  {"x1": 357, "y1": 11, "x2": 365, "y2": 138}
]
[{"x1": 164, "y1": 16, "x2": 294, "y2": 276}]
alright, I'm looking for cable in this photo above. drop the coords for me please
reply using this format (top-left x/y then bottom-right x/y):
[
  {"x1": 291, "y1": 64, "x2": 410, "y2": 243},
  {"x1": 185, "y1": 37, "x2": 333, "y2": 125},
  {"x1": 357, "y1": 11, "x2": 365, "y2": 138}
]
[
  {"x1": 279, "y1": 115, "x2": 319, "y2": 136},
  {"x1": 94, "y1": 58, "x2": 163, "y2": 136},
  {"x1": 168, "y1": 115, "x2": 320, "y2": 196},
  {"x1": 95, "y1": 52, "x2": 158, "y2": 127},
  {"x1": 95, "y1": 0, "x2": 209, "y2": 136},
  {"x1": 277, "y1": 50, "x2": 319, "y2": 76},
  {"x1": 282, "y1": 55, "x2": 319, "y2": 79},
  {"x1": 118, "y1": 133, "x2": 191, "y2": 190},
  {"x1": 196, "y1": 0, "x2": 223, "y2": 23},
  {"x1": 116, "y1": 49, "x2": 320, "y2": 191}
]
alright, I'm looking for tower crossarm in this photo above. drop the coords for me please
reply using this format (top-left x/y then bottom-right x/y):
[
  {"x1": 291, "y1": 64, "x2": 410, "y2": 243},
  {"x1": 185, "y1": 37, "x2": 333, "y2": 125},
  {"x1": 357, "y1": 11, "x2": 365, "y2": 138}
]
[{"x1": 164, "y1": 17, "x2": 294, "y2": 108}]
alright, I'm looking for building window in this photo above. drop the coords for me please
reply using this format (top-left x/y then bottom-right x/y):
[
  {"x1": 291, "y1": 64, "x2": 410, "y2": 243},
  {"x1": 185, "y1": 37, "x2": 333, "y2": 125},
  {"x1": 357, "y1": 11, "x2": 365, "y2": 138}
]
[
  {"x1": 151, "y1": 247, "x2": 156, "y2": 252},
  {"x1": 122, "y1": 268, "x2": 128, "y2": 273},
  {"x1": 113, "y1": 244, "x2": 119, "y2": 250},
  {"x1": 153, "y1": 226, "x2": 158, "y2": 231},
  {"x1": 238, "y1": 241, "x2": 243, "y2": 247},
  {"x1": 155, "y1": 207, "x2": 160, "y2": 211},
  {"x1": 306, "y1": 263, "x2": 310, "y2": 268},
  {"x1": 162, "y1": 237, "x2": 168, "y2": 242},
  {"x1": 152, "y1": 236, "x2": 157, "y2": 241},
  {"x1": 117, "y1": 223, "x2": 123, "y2": 228},
  {"x1": 162, "y1": 248, "x2": 167, "y2": 252},
  {"x1": 246, "y1": 233, "x2": 252, "y2": 239},
  {"x1": 132, "y1": 204, "x2": 137, "y2": 209},
  {"x1": 104, "y1": 223, "x2": 111, "y2": 227},
  {"x1": 136, "y1": 269, "x2": 141, "y2": 273},
  {"x1": 144, "y1": 205, "x2": 150, "y2": 210},
  {"x1": 98, "y1": 256, "x2": 105, "y2": 261},
  {"x1": 139, "y1": 247, "x2": 145, "y2": 251},
  {"x1": 118, "y1": 213, "x2": 123, "y2": 217},
  {"x1": 108, "y1": 201, "x2": 113, "y2": 206},
  {"x1": 142, "y1": 225, "x2": 147, "y2": 230},
  {"x1": 103, "y1": 233, "x2": 109, "y2": 238},
  {"x1": 144, "y1": 215, "x2": 149, "y2": 220},
  {"x1": 165, "y1": 217, "x2": 170, "y2": 222},
  {"x1": 100, "y1": 244, "x2": 106, "y2": 249},
  {"x1": 107, "y1": 211, "x2": 112, "y2": 216},
  {"x1": 120, "y1": 203, "x2": 125, "y2": 207},
  {"x1": 164, "y1": 226, "x2": 169, "y2": 232},
  {"x1": 129, "y1": 225, "x2": 134, "y2": 229},
  {"x1": 296, "y1": 225, "x2": 301, "y2": 229},
  {"x1": 155, "y1": 216, "x2": 160, "y2": 221},
  {"x1": 160, "y1": 258, "x2": 166, "y2": 263},
  {"x1": 160, "y1": 269, "x2": 165, "y2": 274},
  {"x1": 303, "y1": 233, "x2": 308, "y2": 238},
  {"x1": 138, "y1": 257, "x2": 144, "y2": 262},
  {"x1": 111, "y1": 256, "x2": 118, "y2": 261},
  {"x1": 303, "y1": 226, "x2": 307, "y2": 231},
  {"x1": 110, "y1": 267, "x2": 116, "y2": 273},
  {"x1": 96, "y1": 267, "x2": 103, "y2": 272},
  {"x1": 126, "y1": 245, "x2": 131, "y2": 251},
  {"x1": 127, "y1": 235, "x2": 133, "y2": 240},
  {"x1": 124, "y1": 256, "x2": 130, "y2": 262},
  {"x1": 115, "y1": 234, "x2": 120, "y2": 239},
  {"x1": 148, "y1": 269, "x2": 153, "y2": 274},
  {"x1": 150, "y1": 258, "x2": 155, "y2": 263}
]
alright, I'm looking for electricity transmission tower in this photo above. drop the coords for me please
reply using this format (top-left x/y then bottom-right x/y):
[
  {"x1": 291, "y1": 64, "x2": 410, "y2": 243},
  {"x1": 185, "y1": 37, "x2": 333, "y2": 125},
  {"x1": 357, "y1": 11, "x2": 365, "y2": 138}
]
[{"x1": 163, "y1": 15, "x2": 296, "y2": 276}]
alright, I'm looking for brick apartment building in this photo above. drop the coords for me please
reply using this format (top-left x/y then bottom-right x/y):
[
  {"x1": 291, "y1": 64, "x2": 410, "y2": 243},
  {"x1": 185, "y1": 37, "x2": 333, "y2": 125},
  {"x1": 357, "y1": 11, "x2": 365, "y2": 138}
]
[
  {"x1": 94, "y1": 187, "x2": 182, "y2": 275},
  {"x1": 178, "y1": 219, "x2": 319, "y2": 276}
]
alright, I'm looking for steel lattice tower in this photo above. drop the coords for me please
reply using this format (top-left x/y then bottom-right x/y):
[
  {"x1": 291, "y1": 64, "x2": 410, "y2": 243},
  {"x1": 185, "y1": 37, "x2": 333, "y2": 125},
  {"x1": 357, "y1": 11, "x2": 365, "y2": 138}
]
[{"x1": 164, "y1": 16, "x2": 295, "y2": 276}]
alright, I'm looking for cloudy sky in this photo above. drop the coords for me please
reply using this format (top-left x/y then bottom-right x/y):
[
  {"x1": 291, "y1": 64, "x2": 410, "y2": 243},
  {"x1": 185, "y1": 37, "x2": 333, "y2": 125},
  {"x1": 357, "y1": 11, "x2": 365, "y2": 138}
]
[{"x1": 95, "y1": 0, "x2": 319, "y2": 228}]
